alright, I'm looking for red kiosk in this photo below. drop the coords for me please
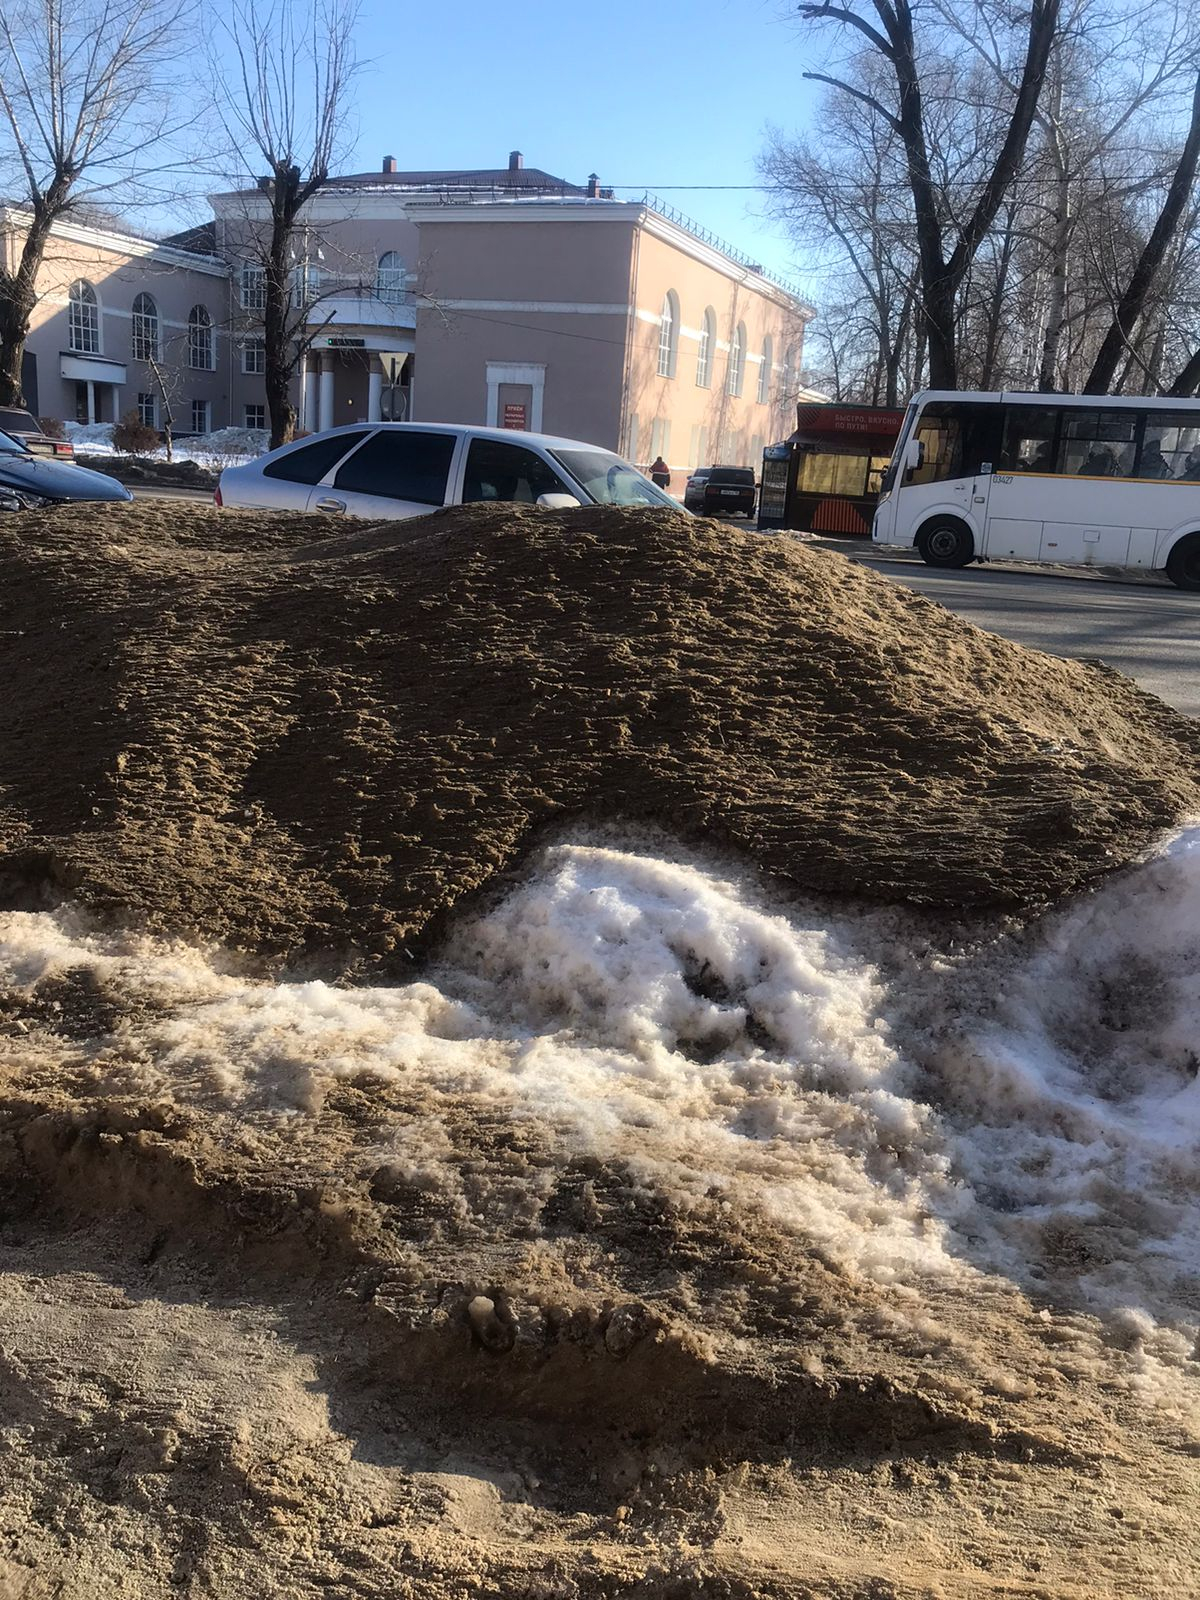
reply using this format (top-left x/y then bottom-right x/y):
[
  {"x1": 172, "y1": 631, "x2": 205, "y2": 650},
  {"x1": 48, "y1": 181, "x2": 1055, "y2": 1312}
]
[{"x1": 758, "y1": 403, "x2": 905, "y2": 536}]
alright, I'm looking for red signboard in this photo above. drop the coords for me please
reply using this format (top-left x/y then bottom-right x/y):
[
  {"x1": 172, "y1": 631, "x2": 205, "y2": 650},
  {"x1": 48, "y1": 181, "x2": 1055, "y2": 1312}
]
[
  {"x1": 502, "y1": 402, "x2": 528, "y2": 430},
  {"x1": 794, "y1": 403, "x2": 905, "y2": 437}
]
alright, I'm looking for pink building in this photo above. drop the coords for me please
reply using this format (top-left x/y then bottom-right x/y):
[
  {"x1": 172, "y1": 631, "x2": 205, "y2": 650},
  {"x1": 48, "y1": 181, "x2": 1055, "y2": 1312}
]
[{"x1": 5, "y1": 154, "x2": 813, "y2": 479}]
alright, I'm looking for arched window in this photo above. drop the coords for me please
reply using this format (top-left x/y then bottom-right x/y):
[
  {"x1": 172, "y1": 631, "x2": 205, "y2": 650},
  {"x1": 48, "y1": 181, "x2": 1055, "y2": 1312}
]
[
  {"x1": 757, "y1": 334, "x2": 772, "y2": 404},
  {"x1": 782, "y1": 343, "x2": 800, "y2": 399},
  {"x1": 726, "y1": 321, "x2": 746, "y2": 398},
  {"x1": 376, "y1": 250, "x2": 406, "y2": 303},
  {"x1": 657, "y1": 290, "x2": 679, "y2": 379},
  {"x1": 131, "y1": 293, "x2": 159, "y2": 361},
  {"x1": 696, "y1": 306, "x2": 715, "y2": 388},
  {"x1": 68, "y1": 280, "x2": 99, "y2": 354},
  {"x1": 187, "y1": 305, "x2": 213, "y2": 370}
]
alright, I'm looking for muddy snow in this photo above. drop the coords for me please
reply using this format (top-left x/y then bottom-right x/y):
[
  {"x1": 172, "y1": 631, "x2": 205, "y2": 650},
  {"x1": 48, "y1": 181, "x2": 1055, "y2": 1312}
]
[{"x1": 0, "y1": 502, "x2": 1197, "y2": 1597}]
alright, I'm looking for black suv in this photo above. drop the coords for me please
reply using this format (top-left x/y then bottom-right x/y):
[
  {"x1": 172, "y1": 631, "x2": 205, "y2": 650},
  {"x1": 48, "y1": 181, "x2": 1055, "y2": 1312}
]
[{"x1": 684, "y1": 464, "x2": 756, "y2": 518}]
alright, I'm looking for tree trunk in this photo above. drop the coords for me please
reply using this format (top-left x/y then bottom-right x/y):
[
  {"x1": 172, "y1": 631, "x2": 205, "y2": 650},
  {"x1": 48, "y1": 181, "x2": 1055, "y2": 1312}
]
[
  {"x1": 0, "y1": 195, "x2": 62, "y2": 406},
  {"x1": 1038, "y1": 109, "x2": 1071, "y2": 391},
  {"x1": 1085, "y1": 70, "x2": 1200, "y2": 394}
]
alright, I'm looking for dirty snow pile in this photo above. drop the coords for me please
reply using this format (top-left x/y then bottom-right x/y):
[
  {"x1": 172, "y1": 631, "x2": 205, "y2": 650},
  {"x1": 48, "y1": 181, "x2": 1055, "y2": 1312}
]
[{"x1": 2, "y1": 500, "x2": 1199, "y2": 973}]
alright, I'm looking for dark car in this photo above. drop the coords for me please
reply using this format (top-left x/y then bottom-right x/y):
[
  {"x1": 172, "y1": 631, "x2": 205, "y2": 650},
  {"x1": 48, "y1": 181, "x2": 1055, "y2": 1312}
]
[
  {"x1": 0, "y1": 429, "x2": 132, "y2": 508},
  {"x1": 685, "y1": 464, "x2": 757, "y2": 519},
  {"x1": 0, "y1": 407, "x2": 75, "y2": 459}
]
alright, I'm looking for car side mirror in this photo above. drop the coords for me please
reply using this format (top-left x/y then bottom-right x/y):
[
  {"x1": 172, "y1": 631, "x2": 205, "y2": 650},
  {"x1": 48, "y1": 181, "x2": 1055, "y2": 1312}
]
[{"x1": 536, "y1": 492, "x2": 581, "y2": 509}]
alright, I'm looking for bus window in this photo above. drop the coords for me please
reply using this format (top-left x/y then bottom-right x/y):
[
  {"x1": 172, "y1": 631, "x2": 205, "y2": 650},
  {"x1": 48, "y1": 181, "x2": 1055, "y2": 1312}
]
[
  {"x1": 908, "y1": 402, "x2": 1000, "y2": 486},
  {"x1": 1139, "y1": 412, "x2": 1200, "y2": 479},
  {"x1": 1003, "y1": 405, "x2": 1058, "y2": 472},
  {"x1": 1057, "y1": 408, "x2": 1138, "y2": 477}
]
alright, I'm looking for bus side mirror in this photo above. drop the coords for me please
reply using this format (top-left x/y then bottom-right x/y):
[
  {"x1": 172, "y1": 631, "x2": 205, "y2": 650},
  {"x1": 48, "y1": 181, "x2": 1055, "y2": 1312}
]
[{"x1": 904, "y1": 438, "x2": 925, "y2": 477}]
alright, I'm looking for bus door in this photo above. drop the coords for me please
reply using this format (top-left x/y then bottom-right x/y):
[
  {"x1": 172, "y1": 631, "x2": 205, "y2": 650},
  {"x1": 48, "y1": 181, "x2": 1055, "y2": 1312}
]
[{"x1": 899, "y1": 401, "x2": 1000, "y2": 544}]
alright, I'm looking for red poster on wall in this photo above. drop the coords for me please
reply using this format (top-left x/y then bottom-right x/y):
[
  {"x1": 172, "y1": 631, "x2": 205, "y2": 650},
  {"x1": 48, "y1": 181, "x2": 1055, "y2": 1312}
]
[{"x1": 502, "y1": 402, "x2": 527, "y2": 430}]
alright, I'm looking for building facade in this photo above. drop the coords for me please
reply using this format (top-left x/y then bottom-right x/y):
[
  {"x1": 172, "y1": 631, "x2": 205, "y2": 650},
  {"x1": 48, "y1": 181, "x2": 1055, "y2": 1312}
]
[{"x1": 4, "y1": 154, "x2": 812, "y2": 476}]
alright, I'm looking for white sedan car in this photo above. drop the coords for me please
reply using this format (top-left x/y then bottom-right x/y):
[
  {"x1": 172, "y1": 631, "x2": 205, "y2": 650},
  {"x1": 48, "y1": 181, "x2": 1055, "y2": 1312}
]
[{"x1": 215, "y1": 422, "x2": 679, "y2": 518}]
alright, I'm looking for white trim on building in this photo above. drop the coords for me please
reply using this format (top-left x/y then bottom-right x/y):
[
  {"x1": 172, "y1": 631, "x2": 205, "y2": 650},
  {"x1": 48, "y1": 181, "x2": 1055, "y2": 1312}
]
[{"x1": 485, "y1": 361, "x2": 545, "y2": 432}]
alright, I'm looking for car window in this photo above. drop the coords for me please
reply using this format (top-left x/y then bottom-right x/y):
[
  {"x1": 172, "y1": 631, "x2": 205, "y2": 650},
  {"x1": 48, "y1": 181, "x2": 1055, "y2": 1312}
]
[
  {"x1": 0, "y1": 409, "x2": 37, "y2": 433},
  {"x1": 550, "y1": 448, "x2": 677, "y2": 508},
  {"x1": 262, "y1": 430, "x2": 370, "y2": 485},
  {"x1": 709, "y1": 469, "x2": 754, "y2": 486},
  {"x1": 461, "y1": 438, "x2": 571, "y2": 503},
  {"x1": 0, "y1": 430, "x2": 25, "y2": 454},
  {"x1": 334, "y1": 429, "x2": 456, "y2": 504}
]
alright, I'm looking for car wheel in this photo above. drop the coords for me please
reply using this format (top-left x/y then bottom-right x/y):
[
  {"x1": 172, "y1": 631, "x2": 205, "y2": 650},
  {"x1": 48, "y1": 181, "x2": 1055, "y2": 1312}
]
[
  {"x1": 1165, "y1": 532, "x2": 1200, "y2": 591},
  {"x1": 916, "y1": 517, "x2": 975, "y2": 568}
]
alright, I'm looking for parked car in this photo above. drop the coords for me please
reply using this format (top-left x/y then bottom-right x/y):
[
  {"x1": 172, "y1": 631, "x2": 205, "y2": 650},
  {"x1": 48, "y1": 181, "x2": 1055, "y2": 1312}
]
[
  {"x1": 215, "y1": 423, "x2": 681, "y2": 519},
  {"x1": 0, "y1": 408, "x2": 74, "y2": 459},
  {"x1": 683, "y1": 468, "x2": 711, "y2": 510},
  {"x1": 0, "y1": 429, "x2": 132, "y2": 508},
  {"x1": 684, "y1": 464, "x2": 757, "y2": 518}
]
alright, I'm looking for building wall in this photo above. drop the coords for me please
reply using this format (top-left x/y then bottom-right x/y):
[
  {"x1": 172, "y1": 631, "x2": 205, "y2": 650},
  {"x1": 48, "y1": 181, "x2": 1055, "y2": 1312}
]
[
  {"x1": 5, "y1": 192, "x2": 812, "y2": 461},
  {"x1": 411, "y1": 214, "x2": 636, "y2": 447},
  {"x1": 6, "y1": 219, "x2": 232, "y2": 431},
  {"x1": 626, "y1": 224, "x2": 808, "y2": 480}
]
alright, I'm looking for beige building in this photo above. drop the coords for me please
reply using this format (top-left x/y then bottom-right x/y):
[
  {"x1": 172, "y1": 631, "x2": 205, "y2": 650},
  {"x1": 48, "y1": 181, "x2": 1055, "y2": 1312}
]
[{"x1": 5, "y1": 155, "x2": 813, "y2": 478}]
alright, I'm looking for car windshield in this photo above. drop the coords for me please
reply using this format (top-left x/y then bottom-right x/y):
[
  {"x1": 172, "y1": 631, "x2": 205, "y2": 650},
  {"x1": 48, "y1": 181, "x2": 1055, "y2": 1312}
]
[
  {"x1": 550, "y1": 448, "x2": 677, "y2": 508},
  {"x1": 0, "y1": 430, "x2": 27, "y2": 455}
]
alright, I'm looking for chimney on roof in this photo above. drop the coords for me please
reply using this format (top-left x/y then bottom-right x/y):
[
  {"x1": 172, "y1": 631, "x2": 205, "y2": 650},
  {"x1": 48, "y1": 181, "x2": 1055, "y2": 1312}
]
[
  {"x1": 509, "y1": 150, "x2": 524, "y2": 171},
  {"x1": 586, "y1": 173, "x2": 600, "y2": 199},
  {"x1": 382, "y1": 155, "x2": 397, "y2": 174}
]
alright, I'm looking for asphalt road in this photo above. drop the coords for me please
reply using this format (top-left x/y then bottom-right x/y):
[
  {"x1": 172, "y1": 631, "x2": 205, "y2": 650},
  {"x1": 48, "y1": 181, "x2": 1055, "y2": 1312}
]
[{"x1": 862, "y1": 558, "x2": 1200, "y2": 717}]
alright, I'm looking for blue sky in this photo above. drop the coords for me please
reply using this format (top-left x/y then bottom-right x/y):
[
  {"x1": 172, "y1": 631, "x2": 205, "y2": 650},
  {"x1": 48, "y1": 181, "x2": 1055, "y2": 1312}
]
[{"x1": 345, "y1": 0, "x2": 819, "y2": 287}]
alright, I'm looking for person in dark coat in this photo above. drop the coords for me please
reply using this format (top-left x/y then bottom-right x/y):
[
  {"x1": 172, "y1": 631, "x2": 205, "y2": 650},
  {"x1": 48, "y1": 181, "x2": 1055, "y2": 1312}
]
[{"x1": 648, "y1": 455, "x2": 671, "y2": 489}]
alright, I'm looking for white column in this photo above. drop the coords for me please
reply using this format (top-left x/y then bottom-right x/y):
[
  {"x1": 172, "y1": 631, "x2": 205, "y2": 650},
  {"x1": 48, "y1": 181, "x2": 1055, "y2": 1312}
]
[
  {"x1": 318, "y1": 356, "x2": 335, "y2": 433},
  {"x1": 297, "y1": 358, "x2": 308, "y2": 434},
  {"x1": 86, "y1": 380, "x2": 96, "y2": 424},
  {"x1": 303, "y1": 359, "x2": 319, "y2": 434},
  {"x1": 367, "y1": 362, "x2": 383, "y2": 423}
]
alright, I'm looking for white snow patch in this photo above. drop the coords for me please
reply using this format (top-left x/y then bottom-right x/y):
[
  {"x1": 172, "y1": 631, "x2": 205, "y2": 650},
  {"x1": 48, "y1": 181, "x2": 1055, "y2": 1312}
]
[{"x1": 2, "y1": 829, "x2": 1199, "y2": 1356}]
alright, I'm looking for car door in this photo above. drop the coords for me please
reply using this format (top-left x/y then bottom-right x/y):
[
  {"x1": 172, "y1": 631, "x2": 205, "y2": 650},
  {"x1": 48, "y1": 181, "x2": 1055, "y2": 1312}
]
[
  {"x1": 456, "y1": 435, "x2": 576, "y2": 506},
  {"x1": 309, "y1": 428, "x2": 460, "y2": 519}
]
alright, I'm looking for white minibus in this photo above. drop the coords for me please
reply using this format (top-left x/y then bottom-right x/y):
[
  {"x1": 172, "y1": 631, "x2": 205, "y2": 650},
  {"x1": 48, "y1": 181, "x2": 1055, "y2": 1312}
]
[{"x1": 872, "y1": 390, "x2": 1200, "y2": 590}]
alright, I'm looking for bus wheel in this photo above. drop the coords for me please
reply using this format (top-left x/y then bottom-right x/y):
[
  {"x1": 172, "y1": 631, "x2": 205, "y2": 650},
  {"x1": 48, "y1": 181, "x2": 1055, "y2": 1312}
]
[
  {"x1": 1165, "y1": 533, "x2": 1200, "y2": 591},
  {"x1": 916, "y1": 517, "x2": 975, "y2": 568}
]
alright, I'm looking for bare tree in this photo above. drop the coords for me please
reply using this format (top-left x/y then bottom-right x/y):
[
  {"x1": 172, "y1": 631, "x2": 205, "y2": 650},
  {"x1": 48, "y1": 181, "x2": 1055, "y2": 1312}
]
[
  {"x1": 212, "y1": 0, "x2": 360, "y2": 448},
  {"x1": 798, "y1": 0, "x2": 1063, "y2": 388},
  {"x1": 761, "y1": 65, "x2": 918, "y2": 405},
  {"x1": 0, "y1": 0, "x2": 193, "y2": 406},
  {"x1": 1083, "y1": 70, "x2": 1200, "y2": 391}
]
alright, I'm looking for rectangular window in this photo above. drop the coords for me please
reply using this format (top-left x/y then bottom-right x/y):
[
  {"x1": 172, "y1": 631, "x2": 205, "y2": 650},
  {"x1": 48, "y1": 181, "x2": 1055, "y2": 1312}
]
[
  {"x1": 1002, "y1": 404, "x2": 1058, "y2": 473},
  {"x1": 240, "y1": 263, "x2": 266, "y2": 311},
  {"x1": 333, "y1": 429, "x2": 456, "y2": 504},
  {"x1": 461, "y1": 437, "x2": 571, "y2": 503},
  {"x1": 650, "y1": 418, "x2": 671, "y2": 461},
  {"x1": 191, "y1": 399, "x2": 210, "y2": 434},
  {"x1": 245, "y1": 404, "x2": 266, "y2": 430},
  {"x1": 756, "y1": 363, "x2": 770, "y2": 405},
  {"x1": 137, "y1": 391, "x2": 156, "y2": 427},
  {"x1": 1134, "y1": 411, "x2": 1200, "y2": 479},
  {"x1": 242, "y1": 339, "x2": 265, "y2": 375},
  {"x1": 1056, "y1": 408, "x2": 1139, "y2": 478}
]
